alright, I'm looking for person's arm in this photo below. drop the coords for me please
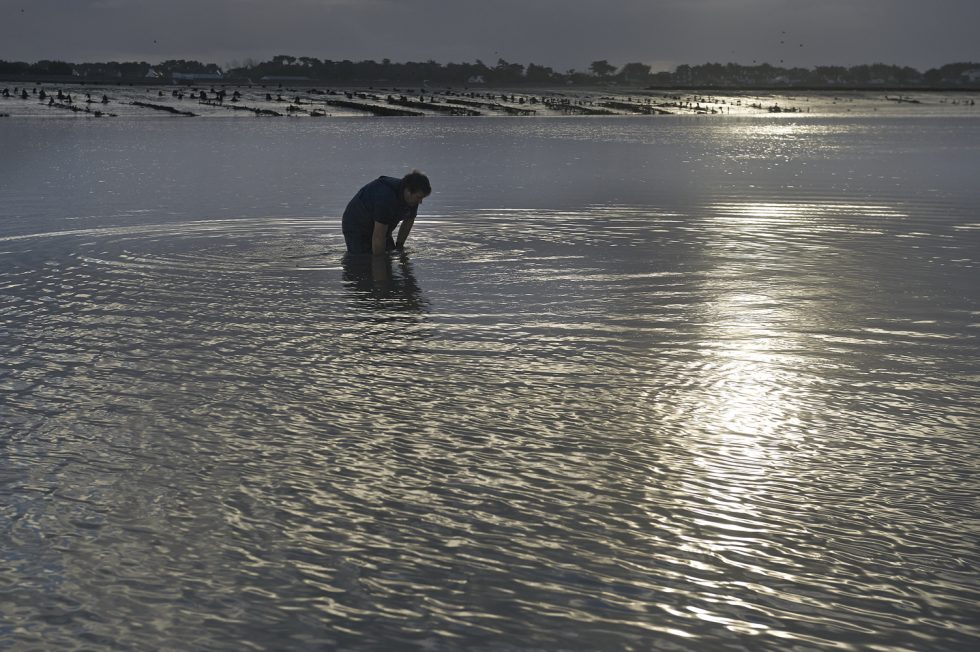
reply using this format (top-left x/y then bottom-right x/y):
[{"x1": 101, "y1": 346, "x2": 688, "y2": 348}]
[
  {"x1": 372, "y1": 221, "x2": 389, "y2": 256},
  {"x1": 395, "y1": 216, "x2": 414, "y2": 250}
]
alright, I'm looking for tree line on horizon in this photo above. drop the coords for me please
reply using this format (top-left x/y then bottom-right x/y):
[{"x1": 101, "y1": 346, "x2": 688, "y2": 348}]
[{"x1": 1, "y1": 57, "x2": 978, "y2": 87}]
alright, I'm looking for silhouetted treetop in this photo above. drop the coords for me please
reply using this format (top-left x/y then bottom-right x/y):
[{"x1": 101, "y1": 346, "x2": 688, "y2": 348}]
[{"x1": 1, "y1": 56, "x2": 977, "y2": 88}]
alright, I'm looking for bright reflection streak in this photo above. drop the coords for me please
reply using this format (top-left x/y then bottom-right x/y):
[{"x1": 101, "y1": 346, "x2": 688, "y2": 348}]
[
  {"x1": 694, "y1": 206, "x2": 815, "y2": 450},
  {"x1": 670, "y1": 203, "x2": 824, "y2": 574},
  {"x1": 713, "y1": 202, "x2": 908, "y2": 220},
  {"x1": 690, "y1": 198, "x2": 906, "y2": 458},
  {"x1": 744, "y1": 123, "x2": 805, "y2": 139}
]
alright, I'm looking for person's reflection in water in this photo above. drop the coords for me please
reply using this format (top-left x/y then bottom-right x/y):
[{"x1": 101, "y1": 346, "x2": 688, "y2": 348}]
[{"x1": 341, "y1": 251, "x2": 428, "y2": 315}]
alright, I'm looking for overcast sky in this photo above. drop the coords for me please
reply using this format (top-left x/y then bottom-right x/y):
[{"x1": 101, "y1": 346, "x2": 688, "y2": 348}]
[{"x1": 2, "y1": 0, "x2": 977, "y2": 71}]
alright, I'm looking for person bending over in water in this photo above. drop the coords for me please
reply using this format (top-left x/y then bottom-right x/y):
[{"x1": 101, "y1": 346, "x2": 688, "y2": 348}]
[{"x1": 342, "y1": 171, "x2": 431, "y2": 255}]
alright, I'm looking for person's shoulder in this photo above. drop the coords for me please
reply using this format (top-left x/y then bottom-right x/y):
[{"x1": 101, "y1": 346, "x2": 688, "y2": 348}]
[{"x1": 377, "y1": 176, "x2": 403, "y2": 198}]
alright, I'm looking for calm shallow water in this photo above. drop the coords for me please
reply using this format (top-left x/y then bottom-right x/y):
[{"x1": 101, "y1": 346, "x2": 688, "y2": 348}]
[{"x1": 1, "y1": 116, "x2": 979, "y2": 650}]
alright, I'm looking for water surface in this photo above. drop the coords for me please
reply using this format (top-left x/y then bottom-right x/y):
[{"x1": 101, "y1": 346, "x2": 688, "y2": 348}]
[{"x1": 1, "y1": 116, "x2": 978, "y2": 650}]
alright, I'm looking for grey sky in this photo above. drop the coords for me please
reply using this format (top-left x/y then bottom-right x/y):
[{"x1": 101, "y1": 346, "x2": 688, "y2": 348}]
[{"x1": 1, "y1": 0, "x2": 977, "y2": 71}]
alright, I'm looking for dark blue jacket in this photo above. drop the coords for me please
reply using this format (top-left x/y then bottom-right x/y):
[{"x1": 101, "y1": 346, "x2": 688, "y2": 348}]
[{"x1": 342, "y1": 176, "x2": 417, "y2": 238}]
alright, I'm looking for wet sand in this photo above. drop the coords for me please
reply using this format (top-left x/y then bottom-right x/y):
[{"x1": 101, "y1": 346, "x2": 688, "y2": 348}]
[{"x1": 1, "y1": 83, "x2": 978, "y2": 119}]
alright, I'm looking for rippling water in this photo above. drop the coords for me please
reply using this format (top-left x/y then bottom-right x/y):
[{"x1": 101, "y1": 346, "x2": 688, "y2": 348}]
[{"x1": 1, "y1": 116, "x2": 979, "y2": 650}]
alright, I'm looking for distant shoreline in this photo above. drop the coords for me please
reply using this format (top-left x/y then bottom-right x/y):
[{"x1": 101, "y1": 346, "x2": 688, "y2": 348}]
[{"x1": 1, "y1": 76, "x2": 979, "y2": 94}]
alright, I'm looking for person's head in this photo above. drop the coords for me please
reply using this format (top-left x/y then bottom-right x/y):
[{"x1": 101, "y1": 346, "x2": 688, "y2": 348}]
[{"x1": 402, "y1": 170, "x2": 431, "y2": 207}]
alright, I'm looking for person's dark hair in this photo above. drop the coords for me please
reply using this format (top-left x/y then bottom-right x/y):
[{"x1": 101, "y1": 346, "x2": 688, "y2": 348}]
[{"x1": 403, "y1": 170, "x2": 431, "y2": 196}]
